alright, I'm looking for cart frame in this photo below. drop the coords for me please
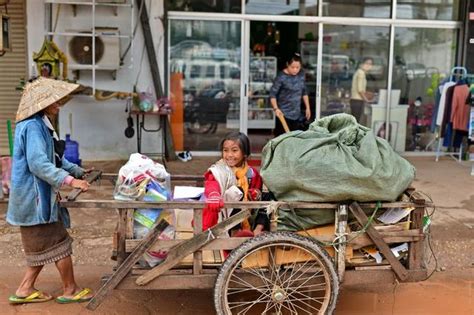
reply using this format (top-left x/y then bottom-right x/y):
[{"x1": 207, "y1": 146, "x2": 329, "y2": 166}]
[{"x1": 59, "y1": 172, "x2": 429, "y2": 312}]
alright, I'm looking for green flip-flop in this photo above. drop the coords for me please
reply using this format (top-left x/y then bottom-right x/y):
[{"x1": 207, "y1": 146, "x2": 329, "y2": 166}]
[
  {"x1": 55, "y1": 288, "x2": 93, "y2": 304},
  {"x1": 9, "y1": 290, "x2": 53, "y2": 304}
]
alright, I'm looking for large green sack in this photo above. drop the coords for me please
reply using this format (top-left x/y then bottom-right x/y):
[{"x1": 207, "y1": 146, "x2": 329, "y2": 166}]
[{"x1": 261, "y1": 113, "x2": 415, "y2": 203}]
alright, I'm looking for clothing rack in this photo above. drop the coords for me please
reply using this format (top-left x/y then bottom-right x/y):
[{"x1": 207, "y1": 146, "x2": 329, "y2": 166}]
[{"x1": 434, "y1": 67, "x2": 472, "y2": 162}]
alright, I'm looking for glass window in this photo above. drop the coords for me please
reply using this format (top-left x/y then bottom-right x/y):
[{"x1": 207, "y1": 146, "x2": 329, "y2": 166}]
[
  {"x1": 245, "y1": 0, "x2": 318, "y2": 16},
  {"x1": 392, "y1": 28, "x2": 457, "y2": 152},
  {"x1": 323, "y1": 0, "x2": 391, "y2": 18},
  {"x1": 190, "y1": 65, "x2": 201, "y2": 78},
  {"x1": 397, "y1": 0, "x2": 460, "y2": 20},
  {"x1": 320, "y1": 25, "x2": 390, "y2": 131},
  {"x1": 169, "y1": 20, "x2": 242, "y2": 151},
  {"x1": 205, "y1": 65, "x2": 215, "y2": 78},
  {"x1": 167, "y1": 0, "x2": 241, "y2": 13}
]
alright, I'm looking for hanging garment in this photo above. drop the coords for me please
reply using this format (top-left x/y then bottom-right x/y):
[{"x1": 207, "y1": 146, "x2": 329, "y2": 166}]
[
  {"x1": 436, "y1": 81, "x2": 456, "y2": 126},
  {"x1": 450, "y1": 84, "x2": 470, "y2": 131},
  {"x1": 440, "y1": 85, "x2": 456, "y2": 136}
]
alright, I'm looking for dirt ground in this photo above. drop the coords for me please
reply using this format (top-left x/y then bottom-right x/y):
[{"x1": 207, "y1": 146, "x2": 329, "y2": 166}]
[{"x1": 0, "y1": 156, "x2": 472, "y2": 315}]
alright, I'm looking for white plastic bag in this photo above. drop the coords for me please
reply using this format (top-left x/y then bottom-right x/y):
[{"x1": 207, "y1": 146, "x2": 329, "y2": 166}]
[
  {"x1": 114, "y1": 153, "x2": 170, "y2": 201},
  {"x1": 133, "y1": 209, "x2": 176, "y2": 267}
]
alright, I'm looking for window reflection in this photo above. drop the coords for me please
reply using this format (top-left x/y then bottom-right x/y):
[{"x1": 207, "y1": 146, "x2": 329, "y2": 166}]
[
  {"x1": 392, "y1": 28, "x2": 457, "y2": 152},
  {"x1": 320, "y1": 25, "x2": 390, "y2": 130},
  {"x1": 169, "y1": 20, "x2": 241, "y2": 151},
  {"x1": 397, "y1": 0, "x2": 460, "y2": 20},
  {"x1": 245, "y1": 0, "x2": 318, "y2": 16},
  {"x1": 323, "y1": 0, "x2": 391, "y2": 18},
  {"x1": 167, "y1": 0, "x2": 241, "y2": 13}
]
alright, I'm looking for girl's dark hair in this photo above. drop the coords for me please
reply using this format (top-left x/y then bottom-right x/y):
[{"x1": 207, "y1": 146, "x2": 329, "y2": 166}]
[
  {"x1": 219, "y1": 131, "x2": 251, "y2": 157},
  {"x1": 286, "y1": 52, "x2": 302, "y2": 66}
]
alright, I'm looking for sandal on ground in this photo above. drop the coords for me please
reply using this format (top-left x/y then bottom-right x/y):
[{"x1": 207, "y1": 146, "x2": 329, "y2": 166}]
[
  {"x1": 9, "y1": 290, "x2": 53, "y2": 304},
  {"x1": 55, "y1": 288, "x2": 93, "y2": 304}
]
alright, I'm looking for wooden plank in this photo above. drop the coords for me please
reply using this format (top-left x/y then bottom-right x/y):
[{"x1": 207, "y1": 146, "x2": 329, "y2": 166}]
[
  {"x1": 100, "y1": 173, "x2": 205, "y2": 183},
  {"x1": 86, "y1": 220, "x2": 169, "y2": 311},
  {"x1": 66, "y1": 170, "x2": 102, "y2": 201},
  {"x1": 136, "y1": 209, "x2": 251, "y2": 286},
  {"x1": 349, "y1": 202, "x2": 408, "y2": 281},
  {"x1": 126, "y1": 237, "x2": 250, "y2": 252},
  {"x1": 409, "y1": 191, "x2": 427, "y2": 205},
  {"x1": 125, "y1": 209, "x2": 134, "y2": 239},
  {"x1": 336, "y1": 205, "x2": 348, "y2": 281},
  {"x1": 408, "y1": 207, "x2": 425, "y2": 270},
  {"x1": 117, "y1": 209, "x2": 128, "y2": 265},
  {"x1": 354, "y1": 265, "x2": 393, "y2": 271},
  {"x1": 344, "y1": 269, "x2": 427, "y2": 285},
  {"x1": 60, "y1": 199, "x2": 429, "y2": 210},
  {"x1": 193, "y1": 208, "x2": 203, "y2": 275},
  {"x1": 116, "y1": 273, "x2": 216, "y2": 290},
  {"x1": 125, "y1": 230, "x2": 422, "y2": 252}
]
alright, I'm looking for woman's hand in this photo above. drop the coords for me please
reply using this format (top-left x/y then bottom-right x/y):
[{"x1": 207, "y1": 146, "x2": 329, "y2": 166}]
[
  {"x1": 274, "y1": 108, "x2": 283, "y2": 118},
  {"x1": 305, "y1": 108, "x2": 311, "y2": 120},
  {"x1": 71, "y1": 179, "x2": 90, "y2": 191},
  {"x1": 81, "y1": 167, "x2": 95, "y2": 179}
]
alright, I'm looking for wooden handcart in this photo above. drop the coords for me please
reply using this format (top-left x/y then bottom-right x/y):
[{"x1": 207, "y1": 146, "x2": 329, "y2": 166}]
[{"x1": 62, "y1": 172, "x2": 430, "y2": 315}]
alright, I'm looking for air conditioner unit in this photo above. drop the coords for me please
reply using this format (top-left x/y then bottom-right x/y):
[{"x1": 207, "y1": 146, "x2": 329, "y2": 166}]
[{"x1": 66, "y1": 28, "x2": 120, "y2": 70}]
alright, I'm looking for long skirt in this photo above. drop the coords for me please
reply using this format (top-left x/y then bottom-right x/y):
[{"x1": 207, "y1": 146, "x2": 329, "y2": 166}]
[{"x1": 20, "y1": 221, "x2": 73, "y2": 267}]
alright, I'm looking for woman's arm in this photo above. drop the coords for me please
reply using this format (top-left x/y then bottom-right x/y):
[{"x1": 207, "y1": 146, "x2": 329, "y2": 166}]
[
  {"x1": 303, "y1": 95, "x2": 311, "y2": 120},
  {"x1": 269, "y1": 75, "x2": 283, "y2": 116},
  {"x1": 25, "y1": 122, "x2": 69, "y2": 189},
  {"x1": 270, "y1": 97, "x2": 283, "y2": 117}
]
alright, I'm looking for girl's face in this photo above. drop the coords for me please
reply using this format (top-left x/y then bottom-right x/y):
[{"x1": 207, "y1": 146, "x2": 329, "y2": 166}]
[
  {"x1": 286, "y1": 60, "x2": 301, "y2": 76},
  {"x1": 222, "y1": 139, "x2": 245, "y2": 168}
]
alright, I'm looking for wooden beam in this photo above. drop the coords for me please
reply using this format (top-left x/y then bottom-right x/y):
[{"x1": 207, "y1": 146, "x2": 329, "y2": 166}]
[
  {"x1": 66, "y1": 170, "x2": 102, "y2": 201},
  {"x1": 86, "y1": 219, "x2": 169, "y2": 311},
  {"x1": 125, "y1": 230, "x2": 422, "y2": 253},
  {"x1": 60, "y1": 199, "x2": 429, "y2": 210},
  {"x1": 117, "y1": 273, "x2": 216, "y2": 290},
  {"x1": 136, "y1": 209, "x2": 251, "y2": 286},
  {"x1": 193, "y1": 208, "x2": 203, "y2": 275},
  {"x1": 349, "y1": 202, "x2": 408, "y2": 281},
  {"x1": 336, "y1": 204, "x2": 348, "y2": 281}
]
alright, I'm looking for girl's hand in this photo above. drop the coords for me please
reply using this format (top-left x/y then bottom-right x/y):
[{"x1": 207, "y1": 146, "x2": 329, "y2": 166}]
[
  {"x1": 71, "y1": 179, "x2": 90, "y2": 191},
  {"x1": 248, "y1": 188, "x2": 262, "y2": 201},
  {"x1": 206, "y1": 191, "x2": 224, "y2": 213},
  {"x1": 305, "y1": 108, "x2": 311, "y2": 120}
]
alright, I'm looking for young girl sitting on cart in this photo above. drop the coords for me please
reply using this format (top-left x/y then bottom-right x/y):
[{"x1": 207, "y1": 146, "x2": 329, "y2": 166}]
[{"x1": 202, "y1": 131, "x2": 269, "y2": 236}]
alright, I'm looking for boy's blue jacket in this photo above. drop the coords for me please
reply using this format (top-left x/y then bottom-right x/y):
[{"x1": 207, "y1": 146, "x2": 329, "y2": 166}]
[{"x1": 7, "y1": 114, "x2": 84, "y2": 227}]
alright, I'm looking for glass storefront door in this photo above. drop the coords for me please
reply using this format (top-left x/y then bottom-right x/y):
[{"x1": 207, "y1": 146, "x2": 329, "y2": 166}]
[
  {"x1": 246, "y1": 20, "x2": 318, "y2": 153},
  {"x1": 167, "y1": 0, "x2": 462, "y2": 155},
  {"x1": 320, "y1": 24, "x2": 390, "y2": 135},
  {"x1": 169, "y1": 19, "x2": 241, "y2": 152}
]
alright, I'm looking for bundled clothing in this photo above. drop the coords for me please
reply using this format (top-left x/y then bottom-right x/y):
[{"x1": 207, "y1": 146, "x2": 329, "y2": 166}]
[{"x1": 202, "y1": 159, "x2": 268, "y2": 232}]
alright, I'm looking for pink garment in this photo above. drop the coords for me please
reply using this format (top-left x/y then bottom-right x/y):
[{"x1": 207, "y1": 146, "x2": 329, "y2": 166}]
[
  {"x1": 62, "y1": 175, "x2": 74, "y2": 187},
  {"x1": 450, "y1": 85, "x2": 470, "y2": 131}
]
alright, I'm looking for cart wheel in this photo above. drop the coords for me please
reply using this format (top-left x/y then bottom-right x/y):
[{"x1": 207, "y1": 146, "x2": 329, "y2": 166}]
[{"x1": 214, "y1": 232, "x2": 339, "y2": 315}]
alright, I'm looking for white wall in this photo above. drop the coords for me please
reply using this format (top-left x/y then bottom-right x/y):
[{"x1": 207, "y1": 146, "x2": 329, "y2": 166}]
[{"x1": 26, "y1": 0, "x2": 165, "y2": 160}]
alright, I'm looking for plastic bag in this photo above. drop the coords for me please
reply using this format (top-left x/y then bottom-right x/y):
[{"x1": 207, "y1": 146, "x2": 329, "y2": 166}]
[
  {"x1": 114, "y1": 153, "x2": 170, "y2": 201},
  {"x1": 133, "y1": 209, "x2": 176, "y2": 267}
]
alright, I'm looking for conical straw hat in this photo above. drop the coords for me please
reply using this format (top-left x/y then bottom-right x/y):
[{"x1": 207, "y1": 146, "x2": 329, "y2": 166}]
[{"x1": 16, "y1": 77, "x2": 79, "y2": 122}]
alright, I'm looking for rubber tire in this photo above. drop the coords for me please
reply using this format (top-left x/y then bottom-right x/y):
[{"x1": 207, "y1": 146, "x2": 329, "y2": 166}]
[{"x1": 214, "y1": 232, "x2": 339, "y2": 315}]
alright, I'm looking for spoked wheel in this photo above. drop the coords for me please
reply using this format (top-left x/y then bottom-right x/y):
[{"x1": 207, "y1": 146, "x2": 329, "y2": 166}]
[{"x1": 214, "y1": 232, "x2": 339, "y2": 315}]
